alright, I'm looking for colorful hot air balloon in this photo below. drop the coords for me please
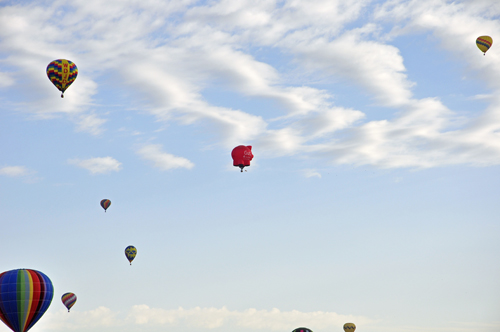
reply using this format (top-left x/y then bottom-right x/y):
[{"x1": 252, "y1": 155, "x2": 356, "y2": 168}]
[
  {"x1": 231, "y1": 145, "x2": 253, "y2": 172},
  {"x1": 100, "y1": 199, "x2": 111, "y2": 212},
  {"x1": 125, "y1": 245, "x2": 137, "y2": 265},
  {"x1": 0, "y1": 269, "x2": 54, "y2": 332},
  {"x1": 61, "y1": 292, "x2": 77, "y2": 312},
  {"x1": 476, "y1": 36, "x2": 493, "y2": 55},
  {"x1": 292, "y1": 328, "x2": 313, "y2": 332},
  {"x1": 46, "y1": 59, "x2": 78, "y2": 98},
  {"x1": 343, "y1": 323, "x2": 356, "y2": 332}
]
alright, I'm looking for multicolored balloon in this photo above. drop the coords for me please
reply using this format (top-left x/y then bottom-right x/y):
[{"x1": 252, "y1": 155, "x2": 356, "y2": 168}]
[
  {"x1": 0, "y1": 269, "x2": 54, "y2": 332},
  {"x1": 46, "y1": 59, "x2": 78, "y2": 98},
  {"x1": 343, "y1": 323, "x2": 356, "y2": 332},
  {"x1": 100, "y1": 199, "x2": 111, "y2": 212},
  {"x1": 125, "y1": 245, "x2": 137, "y2": 265},
  {"x1": 61, "y1": 292, "x2": 77, "y2": 312},
  {"x1": 476, "y1": 36, "x2": 493, "y2": 55},
  {"x1": 231, "y1": 145, "x2": 253, "y2": 172},
  {"x1": 292, "y1": 328, "x2": 313, "y2": 332}
]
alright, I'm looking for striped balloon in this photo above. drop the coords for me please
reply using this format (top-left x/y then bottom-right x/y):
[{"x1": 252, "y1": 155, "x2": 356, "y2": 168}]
[
  {"x1": 61, "y1": 292, "x2": 77, "y2": 312},
  {"x1": 476, "y1": 36, "x2": 493, "y2": 55},
  {"x1": 343, "y1": 323, "x2": 356, "y2": 331},
  {"x1": 0, "y1": 269, "x2": 54, "y2": 332},
  {"x1": 100, "y1": 199, "x2": 111, "y2": 212},
  {"x1": 46, "y1": 59, "x2": 78, "y2": 98}
]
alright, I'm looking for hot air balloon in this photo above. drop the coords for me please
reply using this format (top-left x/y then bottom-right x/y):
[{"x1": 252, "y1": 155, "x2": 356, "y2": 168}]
[
  {"x1": 231, "y1": 145, "x2": 253, "y2": 172},
  {"x1": 46, "y1": 59, "x2": 78, "y2": 98},
  {"x1": 100, "y1": 199, "x2": 111, "y2": 212},
  {"x1": 343, "y1": 323, "x2": 356, "y2": 331},
  {"x1": 125, "y1": 245, "x2": 137, "y2": 265},
  {"x1": 61, "y1": 292, "x2": 77, "y2": 312},
  {"x1": 476, "y1": 36, "x2": 493, "y2": 55},
  {"x1": 292, "y1": 328, "x2": 313, "y2": 332},
  {"x1": 0, "y1": 268, "x2": 54, "y2": 332}
]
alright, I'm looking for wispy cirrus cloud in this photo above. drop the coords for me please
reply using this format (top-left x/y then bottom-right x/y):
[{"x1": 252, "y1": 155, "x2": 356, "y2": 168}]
[
  {"x1": 136, "y1": 144, "x2": 194, "y2": 171},
  {"x1": 303, "y1": 169, "x2": 322, "y2": 178},
  {"x1": 2, "y1": 0, "x2": 500, "y2": 169},
  {"x1": 68, "y1": 157, "x2": 122, "y2": 174}
]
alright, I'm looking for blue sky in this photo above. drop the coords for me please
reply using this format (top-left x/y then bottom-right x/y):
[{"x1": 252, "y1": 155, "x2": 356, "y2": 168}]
[{"x1": 0, "y1": 0, "x2": 500, "y2": 332}]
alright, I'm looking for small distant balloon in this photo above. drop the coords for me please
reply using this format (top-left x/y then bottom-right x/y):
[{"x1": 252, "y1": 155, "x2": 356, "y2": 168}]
[
  {"x1": 0, "y1": 268, "x2": 54, "y2": 332},
  {"x1": 125, "y1": 245, "x2": 137, "y2": 265},
  {"x1": 292, "y1": 328, "x2": 313, "y2": 332},
  {"x1": 476, "y1": 36, "x2": 493, "y2": 55},
  {"x1": 343, "y1": 323, "x2": 356, "y2": 332},
  {"x1": 100, "y1": 199, "x2": 111, "y2": 212},
  {"x1": 231, "y1": 145, "x2": 253, "y2": 172},
  {"x1": 61, "y1": 292, "x2": 77, "y2": 312},
  {"x1": 46, "y1": 59, "x2": 78, "y2": 98}
]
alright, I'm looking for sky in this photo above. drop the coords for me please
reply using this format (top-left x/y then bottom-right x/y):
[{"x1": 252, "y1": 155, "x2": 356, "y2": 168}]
[{"x1": 0, "y1": 0, "x2": 499, "y2": 332}]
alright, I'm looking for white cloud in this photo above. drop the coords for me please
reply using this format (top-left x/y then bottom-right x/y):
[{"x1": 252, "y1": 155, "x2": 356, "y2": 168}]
[
  {"x1": 2, "y1": 0, "x2": 500, "y2": 169},
  {"x1": 0, "y1": 166, "x2": 30, "y2": 177},
  {"x1": 303, "y1": 169, "x2": 322, "y2": 178},
  {"x1": 68, "y1": 157, "x2": 122, "y2": 174},
  {"x1": 127, "y1": 305, "x2": 372, "y2": 330},
  {"x1": 136, "y1": 144, "x2": 194, "y2": 170},
  {"x1": 34, "y1": 305, "x2": 500, "y2": 332},
  {"x1": 0, "y1": 71, "x2": 14, "y2": 87},
  {"x1": 40, "y1": 307, "x2": 122, "y2": 330},
  {"x1": 75, "y1": 113, "x2": 107, "y2": 135}
]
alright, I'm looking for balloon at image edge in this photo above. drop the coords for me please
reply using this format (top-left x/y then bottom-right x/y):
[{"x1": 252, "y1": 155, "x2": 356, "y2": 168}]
[
  {"x1": 0, "y1": 269, "x2": 54, "y2": 332},
  {"x1": 46, "y1": 59, "x2": 78, "y2": 98},
  {"x1": 125, "y1": 245, "x2": 137, "y2": 265},
  {"x1": 292, "y1": 328, "x2": 313, "y2": 332},
  {"x1": 344, "y1": 323, "x2": 356, "y2": 331},
  {"x1": 61, "y1": 292, "x2": 77, "y2": 312},
  {"x1": 100, "y1": 199, "x2": 111, "y2": 212},
  {"x1": 231, "y1": 145, "x2": 253, "y2": 172},
  {"x1": 476, "y1": 36, "x2": 493, "y2": 55}
]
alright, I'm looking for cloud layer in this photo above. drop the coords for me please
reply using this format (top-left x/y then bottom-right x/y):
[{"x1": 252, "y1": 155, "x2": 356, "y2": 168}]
[
  {"x1": 1, "y1": 0, "x2": 500, "y2": 169},
  {"x1": 37, "y1": 305, "x2": 500, "y2": 332}
]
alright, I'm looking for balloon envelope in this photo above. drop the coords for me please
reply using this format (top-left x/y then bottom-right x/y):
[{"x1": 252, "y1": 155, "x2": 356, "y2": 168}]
[
  {"x1": 100, "y1": 199, "x2": 111, "y2": 212},
  {"x1": 61, "y1": 292, "x2": 77, "y2": 312},
  {"x1": 46, "y1": 59, "x2": 78, "y2": 97},
  {"x1": 125, "y1": 245, "x2": 137, "y2": 265},
  {"x1": 343, "y1": 323, "x2": 356, "y2": 331},
  {"x1": 292, "y1": 328, "x2": 313, "y2": 332},
  {"x1": 476, "y1": 36, "x2": 493, "y2": 54},
  {"x1": 231, "y1": 145, "x2": 253, "y2": 171},
  {"x1": 0, "y1": 269, "x2": 54, "y2": 332}
]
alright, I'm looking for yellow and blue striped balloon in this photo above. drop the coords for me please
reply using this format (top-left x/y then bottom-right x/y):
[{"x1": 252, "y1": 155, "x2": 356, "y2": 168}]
[{"x1": 476, "y1": 36, "x2": 493, "y2": 55}]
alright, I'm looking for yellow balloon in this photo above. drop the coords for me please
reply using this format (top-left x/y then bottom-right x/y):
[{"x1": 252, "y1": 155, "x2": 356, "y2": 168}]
[
  {"x1": 476, "y1": 36, "x2": 493, "y2": 55},
  {"x1": 125, "y1": 245, "x2": 137, "y2": 265},
  {"x1": 343, "y1": 323, "x2": 356, "y2": 332}
]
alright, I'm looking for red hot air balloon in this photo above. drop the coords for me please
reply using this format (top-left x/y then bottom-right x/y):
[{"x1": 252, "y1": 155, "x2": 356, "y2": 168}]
[{"x1": 231, "y1": 145, "x2": 253, "y2": 172}]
